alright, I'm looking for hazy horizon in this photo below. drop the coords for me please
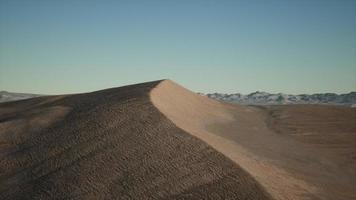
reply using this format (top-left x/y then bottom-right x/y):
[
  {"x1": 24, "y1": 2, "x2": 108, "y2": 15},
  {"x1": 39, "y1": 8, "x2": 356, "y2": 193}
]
[
  {"x1": 1, "y1": 79, "x2": 356, "y2": 96},
  {"x1": 1, "y1": 0, "x2": 356, "y2": 95}
]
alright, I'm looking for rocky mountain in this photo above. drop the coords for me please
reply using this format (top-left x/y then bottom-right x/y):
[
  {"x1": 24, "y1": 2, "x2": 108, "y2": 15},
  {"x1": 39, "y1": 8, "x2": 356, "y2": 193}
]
[
  {"x1": 205, "y1": 91, "x2": 356, "y2": 106},
  {"x1": 0, "y1": 91, "x2": 41, "y2": 103}
]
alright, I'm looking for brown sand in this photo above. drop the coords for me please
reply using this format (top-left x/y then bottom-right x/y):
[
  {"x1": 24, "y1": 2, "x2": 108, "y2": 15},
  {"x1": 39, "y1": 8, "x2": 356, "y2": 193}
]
[
  {"x1": 151, "y1": 80, "x2": 356, "y2": 200},
  {"x1": 0, "y1": 80, "x2": 272, "y2": 200},
  {"x1": 264, "y1": 104, "x2": 356, "y2": 175}
]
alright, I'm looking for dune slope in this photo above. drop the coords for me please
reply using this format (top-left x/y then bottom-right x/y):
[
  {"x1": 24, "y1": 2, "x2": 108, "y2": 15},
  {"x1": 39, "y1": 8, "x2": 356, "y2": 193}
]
[
  {"x1": 0, "y1": 80, "x2": 271, "y2": 200},
  {"x1": 151, "y1": 80, "x2": 356, "y2": 200}
]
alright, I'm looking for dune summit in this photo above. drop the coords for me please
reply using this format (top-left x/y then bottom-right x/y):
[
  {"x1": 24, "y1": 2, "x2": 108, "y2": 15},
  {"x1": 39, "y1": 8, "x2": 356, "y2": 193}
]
[
  {"x1": 0, "y1": 80, "x2": 271, "y2": 200},
  {"x1": 1, "y1": 79, "x2": 356, "y2": 200}
]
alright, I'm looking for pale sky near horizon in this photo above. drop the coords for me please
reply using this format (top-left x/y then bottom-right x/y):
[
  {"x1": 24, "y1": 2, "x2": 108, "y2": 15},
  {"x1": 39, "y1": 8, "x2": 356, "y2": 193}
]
[{"x1": 0, "y1": 0, "x2": 355, "y2": 95}]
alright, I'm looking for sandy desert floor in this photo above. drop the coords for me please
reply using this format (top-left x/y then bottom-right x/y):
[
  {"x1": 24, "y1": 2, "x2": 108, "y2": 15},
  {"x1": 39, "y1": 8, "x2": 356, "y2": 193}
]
[{"x1": 1, "y1": 79, "x2": 355, "y2": 200}]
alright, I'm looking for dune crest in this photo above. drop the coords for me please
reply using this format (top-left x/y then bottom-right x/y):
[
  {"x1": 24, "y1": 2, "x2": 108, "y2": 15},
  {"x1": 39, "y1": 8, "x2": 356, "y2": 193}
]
[{"x1": 151, "y1": 80, "x2": 356, "y2": 200}]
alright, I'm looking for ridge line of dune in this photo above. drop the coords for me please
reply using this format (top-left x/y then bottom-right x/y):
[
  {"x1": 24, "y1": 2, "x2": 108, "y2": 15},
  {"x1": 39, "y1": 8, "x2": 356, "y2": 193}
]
[{"x1": 149, "y1": 79, "x2": 323, "y2": 200}]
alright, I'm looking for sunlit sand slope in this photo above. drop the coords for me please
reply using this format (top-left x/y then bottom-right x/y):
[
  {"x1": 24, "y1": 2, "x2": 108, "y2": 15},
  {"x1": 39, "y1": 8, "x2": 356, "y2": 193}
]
[{"x1": 151, "y1": 80, "x2": 356, "y2": 200}]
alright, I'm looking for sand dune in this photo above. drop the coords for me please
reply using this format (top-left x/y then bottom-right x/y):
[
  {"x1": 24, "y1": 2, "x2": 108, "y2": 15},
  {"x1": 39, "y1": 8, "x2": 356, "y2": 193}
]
[
  {"x1": 1, "y1": 80, "x2": 355, "y2": 200},
  {"x1": 151, "y1": 80, "x2": 356, "y2": 200},
  {"x1": 0, "y1": 80, "x2": 271, "y2": 200}
]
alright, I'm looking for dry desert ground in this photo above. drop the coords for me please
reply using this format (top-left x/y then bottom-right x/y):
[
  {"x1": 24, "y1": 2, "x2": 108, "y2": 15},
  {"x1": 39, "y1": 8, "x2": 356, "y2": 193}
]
[{"x1": 1, "y1": 80, "x2": 355, "y2": 200}]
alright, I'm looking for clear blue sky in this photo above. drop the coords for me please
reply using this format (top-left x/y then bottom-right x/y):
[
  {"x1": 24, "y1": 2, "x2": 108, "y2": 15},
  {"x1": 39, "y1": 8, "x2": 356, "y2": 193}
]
[{"x1": 0, "y1": 0, "x2": 355, "y2": 94}]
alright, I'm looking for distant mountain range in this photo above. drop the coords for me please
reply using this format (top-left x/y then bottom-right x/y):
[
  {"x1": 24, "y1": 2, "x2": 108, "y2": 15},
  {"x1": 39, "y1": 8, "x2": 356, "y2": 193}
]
[
  {"x1": 204, "y1": 91, "x2": 356, "y2": 107},
  {"x1": 0, "y1": 91, "x2": 41, "y2": 103},
  {"x1": 2, "y1": 90, "x2": 356, "y2": 107}
]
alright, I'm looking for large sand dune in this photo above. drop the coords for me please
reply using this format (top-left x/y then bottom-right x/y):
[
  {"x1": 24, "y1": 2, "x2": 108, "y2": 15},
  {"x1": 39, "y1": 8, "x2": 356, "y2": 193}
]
[
  {"x1": 1, "y1": 79, "x2": 355, "y2": 200},
  {"x1": 151, "y1": 80, "x2": 356, "y2": 200},
  {"x1": 0, "y1": 80, "x2": 271, "y2": 199}
]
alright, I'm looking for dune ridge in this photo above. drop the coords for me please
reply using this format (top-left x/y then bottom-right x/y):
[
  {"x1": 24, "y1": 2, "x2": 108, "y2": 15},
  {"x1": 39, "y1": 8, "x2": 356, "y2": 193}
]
[
  {"x1": 0, "y1": 80, "x2": 272, "y2": 199},
  {"x1": 151, "y1": 80, "x2": 356, "y2": 200},
  {"x1": 2, "y1": 79, "x2": 355, "y2": 200}
]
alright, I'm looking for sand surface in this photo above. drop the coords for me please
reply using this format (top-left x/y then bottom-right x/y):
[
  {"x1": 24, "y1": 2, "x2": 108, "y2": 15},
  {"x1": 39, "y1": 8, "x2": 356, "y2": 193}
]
[
  {"x1": 0, "y1": 80, "x2": 271, "y2": 200},
  {"x1": 1, "y1": 79, "x2": 355, "y2": 199},
  {"x1": 151, "y1": 80, "x2": 356, "y2": 200}
]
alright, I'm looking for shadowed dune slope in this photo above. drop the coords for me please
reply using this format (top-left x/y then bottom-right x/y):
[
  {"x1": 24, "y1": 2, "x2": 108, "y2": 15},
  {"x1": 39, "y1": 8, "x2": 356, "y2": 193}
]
[
  {"x1": 0, "y1": 80, "x2": 272, "y2": 200},
  {"x1": 151, "y1": 80, "x2": 356, "y2": 200}
]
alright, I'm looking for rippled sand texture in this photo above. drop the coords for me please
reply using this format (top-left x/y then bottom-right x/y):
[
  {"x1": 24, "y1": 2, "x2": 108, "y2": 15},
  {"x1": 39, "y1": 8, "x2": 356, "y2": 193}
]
[{"x1": 0, "y1": 80, "x2": 271, "y2": 200}]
